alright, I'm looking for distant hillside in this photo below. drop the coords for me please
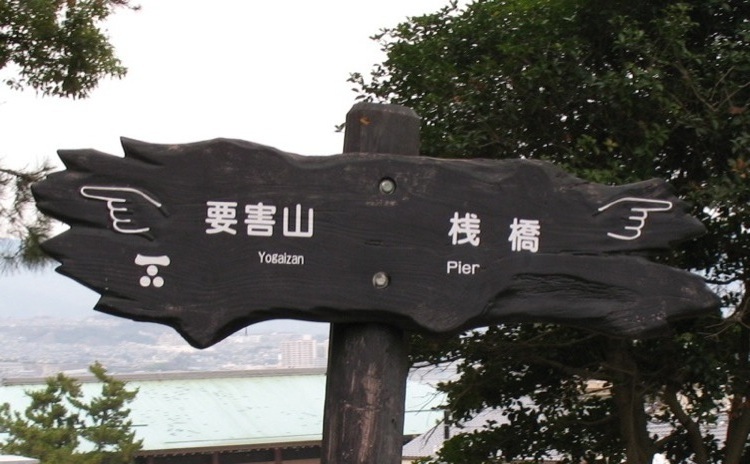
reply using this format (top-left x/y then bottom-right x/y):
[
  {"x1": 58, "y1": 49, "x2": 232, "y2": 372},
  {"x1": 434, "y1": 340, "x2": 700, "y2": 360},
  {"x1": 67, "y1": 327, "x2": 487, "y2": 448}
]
[
  {"x1": 0, "y1": 258, "x2": 328, "y2": 335},
  {"x1": 0, "y1": 263, "x2": 97, "y2": 319},
  {"x1": 1, "y1": 237, "x2": 94, "y2": 318}
]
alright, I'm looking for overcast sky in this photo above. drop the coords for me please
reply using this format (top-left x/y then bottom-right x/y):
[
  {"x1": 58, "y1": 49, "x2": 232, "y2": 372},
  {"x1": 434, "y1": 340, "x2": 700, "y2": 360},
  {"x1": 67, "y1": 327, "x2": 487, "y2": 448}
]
[
  {"x1": 0, "y1": 0, "x2": 453, "y2": 323},
  {"x1": 0, "y1": 0, "x2": 453, "y2": 171}
]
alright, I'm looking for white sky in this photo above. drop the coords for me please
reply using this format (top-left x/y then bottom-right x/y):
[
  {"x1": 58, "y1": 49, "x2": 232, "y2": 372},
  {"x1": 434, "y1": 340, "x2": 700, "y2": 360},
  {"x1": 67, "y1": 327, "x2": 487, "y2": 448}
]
[{"x1": 0, "y1": 0, "x2": 452, "y2": 170}]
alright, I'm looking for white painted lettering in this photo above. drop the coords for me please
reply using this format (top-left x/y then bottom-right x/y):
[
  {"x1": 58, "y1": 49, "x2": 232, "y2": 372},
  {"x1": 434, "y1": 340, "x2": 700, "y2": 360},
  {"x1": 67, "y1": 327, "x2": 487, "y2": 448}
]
[
  {"x1": 258, "y1": 251, "x2": 305, "y2": 266},
  {"x1": 283, "y1": 204, "x2": 314, "y2": 238},
  {"x1": 446, "y1": 260, "x2": 480, "y2": 275}
]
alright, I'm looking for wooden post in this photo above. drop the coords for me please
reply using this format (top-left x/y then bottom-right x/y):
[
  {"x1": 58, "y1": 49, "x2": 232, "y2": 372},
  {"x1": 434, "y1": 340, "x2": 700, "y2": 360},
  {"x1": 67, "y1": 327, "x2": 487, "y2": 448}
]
[{"x1": 321, "y1": 103, "x2": 420, "y2": 463}]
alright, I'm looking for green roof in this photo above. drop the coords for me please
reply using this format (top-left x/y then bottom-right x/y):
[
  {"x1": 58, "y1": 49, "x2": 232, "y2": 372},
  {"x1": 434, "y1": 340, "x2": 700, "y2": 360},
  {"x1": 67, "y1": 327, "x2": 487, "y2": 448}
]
[{"x1": 1, "y1": 369, "x2": 445, "y2": 452}]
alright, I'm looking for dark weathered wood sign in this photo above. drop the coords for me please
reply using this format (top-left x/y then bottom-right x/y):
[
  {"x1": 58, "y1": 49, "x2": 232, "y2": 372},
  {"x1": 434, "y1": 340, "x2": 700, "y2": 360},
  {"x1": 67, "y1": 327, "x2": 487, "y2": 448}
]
[{"x1": 33, "y1": 135, "x2": 718, "y2": 348}]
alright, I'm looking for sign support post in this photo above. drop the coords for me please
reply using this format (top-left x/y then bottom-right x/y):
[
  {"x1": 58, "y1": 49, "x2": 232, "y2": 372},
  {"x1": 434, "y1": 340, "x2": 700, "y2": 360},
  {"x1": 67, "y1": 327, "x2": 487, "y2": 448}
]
[{"x1": 321, "y1": 103, "x2": 420, "y2": 464}]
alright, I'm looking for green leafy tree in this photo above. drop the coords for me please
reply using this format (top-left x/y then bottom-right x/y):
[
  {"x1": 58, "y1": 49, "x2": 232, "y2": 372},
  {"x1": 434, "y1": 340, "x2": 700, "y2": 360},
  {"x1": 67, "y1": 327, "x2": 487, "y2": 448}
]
[
  {"x1": 355, "y1": 0, "x2": 750, "y2": 462},
  {"x1": 1, "y1": 165, "x2": 54, "y2": 270},
  {"x1": 0, "y1": 362, "x2": 142, "y2": 463},
  {"x1": 0, "y1": 0, "x2": 136, "y2": 269}
]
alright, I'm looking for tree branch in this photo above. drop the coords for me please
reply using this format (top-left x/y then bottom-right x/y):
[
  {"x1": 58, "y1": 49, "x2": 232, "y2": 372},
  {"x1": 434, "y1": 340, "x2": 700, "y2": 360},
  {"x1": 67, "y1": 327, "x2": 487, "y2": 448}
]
[{"x1": 662, "y1": 384, "x2": 710, "y2": 464}]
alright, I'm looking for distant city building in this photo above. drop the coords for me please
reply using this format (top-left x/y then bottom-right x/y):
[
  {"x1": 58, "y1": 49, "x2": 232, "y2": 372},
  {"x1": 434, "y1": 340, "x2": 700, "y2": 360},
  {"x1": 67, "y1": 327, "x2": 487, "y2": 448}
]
[
  {"x1": 0, "y1": 317, "x2": 332, "y2": 378},
  {"x1": 281, "y1": 335, "x2": 326, "y2": 368},
  {"x1": 315, "y1": 339, "x2": 329, "y2": 367}
]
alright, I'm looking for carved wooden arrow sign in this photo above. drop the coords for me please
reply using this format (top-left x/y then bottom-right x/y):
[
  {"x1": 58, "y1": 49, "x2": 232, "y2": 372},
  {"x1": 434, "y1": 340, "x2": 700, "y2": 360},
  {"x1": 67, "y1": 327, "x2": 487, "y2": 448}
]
[{"x1": 32, "y1": 138, "x2": 719, "y2": 348}]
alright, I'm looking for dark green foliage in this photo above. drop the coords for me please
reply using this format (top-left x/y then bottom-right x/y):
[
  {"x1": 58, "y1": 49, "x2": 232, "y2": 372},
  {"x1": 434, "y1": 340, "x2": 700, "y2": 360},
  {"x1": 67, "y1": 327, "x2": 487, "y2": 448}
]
[
  {"x1": 0, "y1": 0, "x2": 137, "y2": 98},
  {"x1": 0, "y1": 362, "x2": 142, "y2": 463},
  {"x1": 1, "y1": 165, "x2": 54, "y2": 271},
  {"x1": 358, "y1": 0, "x2": 750, "y2": 462}
]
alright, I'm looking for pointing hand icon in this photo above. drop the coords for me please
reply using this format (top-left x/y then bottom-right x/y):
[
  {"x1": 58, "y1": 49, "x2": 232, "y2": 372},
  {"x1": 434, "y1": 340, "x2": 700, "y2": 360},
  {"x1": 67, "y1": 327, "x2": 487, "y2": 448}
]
[
  {"x1": 80, "y1": 186, "x2": 167, "y2": 235},
  {"x1": 597, "y1": 197, "x2": 673, "y2": 241}
]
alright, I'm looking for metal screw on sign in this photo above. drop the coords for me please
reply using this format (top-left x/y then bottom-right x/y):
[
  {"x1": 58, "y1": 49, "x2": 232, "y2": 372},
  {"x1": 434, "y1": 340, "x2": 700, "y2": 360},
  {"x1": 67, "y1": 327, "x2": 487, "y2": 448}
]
[
  {"x1": 379, "y1": 178, "x2": 397, "y2": 195},
  {"x1": 372, "y1": 272, "x2": 390, "y2": 289}
]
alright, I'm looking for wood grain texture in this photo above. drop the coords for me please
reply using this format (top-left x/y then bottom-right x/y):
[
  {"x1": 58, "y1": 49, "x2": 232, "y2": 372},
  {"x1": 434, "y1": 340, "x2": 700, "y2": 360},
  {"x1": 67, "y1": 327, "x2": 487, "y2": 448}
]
[
  {"x1": 322, "y1": 322, "x2": 409, "y2": 464},
  {"x1": 32, "y1": 110, "x2": 718, "y2": 348}
]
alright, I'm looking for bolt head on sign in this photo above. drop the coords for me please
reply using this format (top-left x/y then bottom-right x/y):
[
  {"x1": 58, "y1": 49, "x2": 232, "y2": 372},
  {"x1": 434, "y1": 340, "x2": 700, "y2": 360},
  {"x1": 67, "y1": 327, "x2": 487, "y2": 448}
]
[{"x1": 32, "y1": 137, "x2": 719, "y2": 348}]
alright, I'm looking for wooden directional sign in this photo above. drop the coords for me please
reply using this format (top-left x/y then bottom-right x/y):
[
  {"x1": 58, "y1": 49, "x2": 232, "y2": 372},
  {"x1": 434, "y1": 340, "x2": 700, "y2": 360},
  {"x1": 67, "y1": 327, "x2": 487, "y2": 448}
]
[{"x1": 33, "y1": 137, "x2": 719, "y2": 348}]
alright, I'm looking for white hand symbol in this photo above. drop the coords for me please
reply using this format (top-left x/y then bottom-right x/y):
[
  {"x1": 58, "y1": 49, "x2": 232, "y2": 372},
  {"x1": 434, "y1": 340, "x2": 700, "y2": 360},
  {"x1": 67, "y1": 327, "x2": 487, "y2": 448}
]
[
  {"x1": 80, "y1": 186, "x2": 164, "y2": 235},
  {"x1": 597, "y1": 197, "x2": 673, "y2": 241}
]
